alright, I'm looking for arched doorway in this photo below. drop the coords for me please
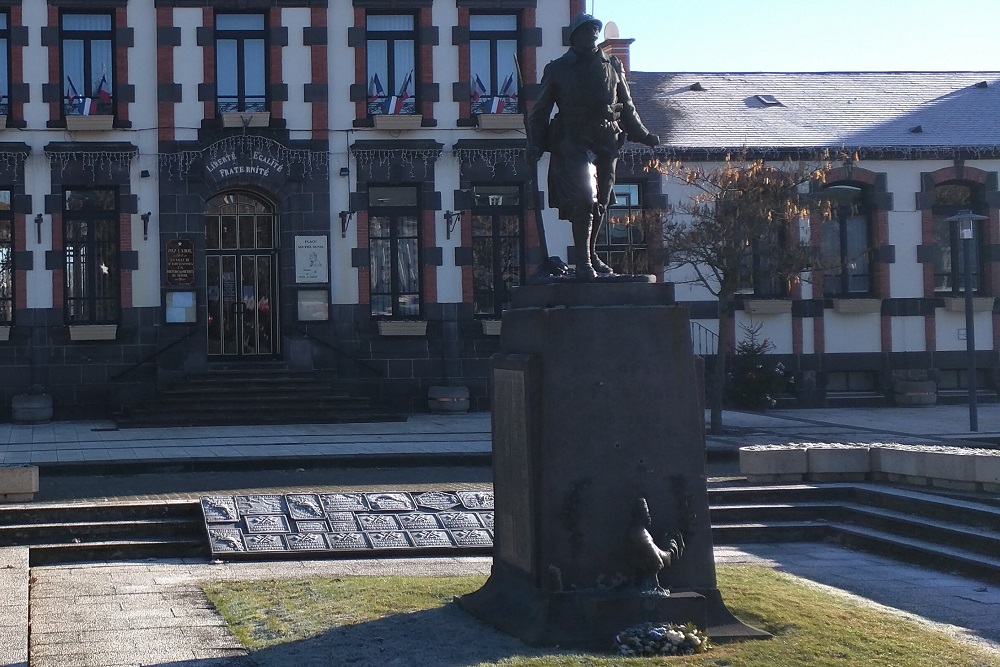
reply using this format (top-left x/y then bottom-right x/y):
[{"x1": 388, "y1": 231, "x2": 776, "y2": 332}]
[{"x1": 205, "y1": 191, "x2": 279, "y2": 358}]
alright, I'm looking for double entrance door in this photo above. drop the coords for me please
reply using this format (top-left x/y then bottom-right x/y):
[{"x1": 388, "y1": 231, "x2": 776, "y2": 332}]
[{"x1": 205, "y1": 192, "x2": 279, "y2": 358}]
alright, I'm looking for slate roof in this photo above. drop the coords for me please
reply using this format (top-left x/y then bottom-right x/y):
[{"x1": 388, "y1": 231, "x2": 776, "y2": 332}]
[{"x1": 626, "y1": 72, "x2": 1000, "y2": 154}]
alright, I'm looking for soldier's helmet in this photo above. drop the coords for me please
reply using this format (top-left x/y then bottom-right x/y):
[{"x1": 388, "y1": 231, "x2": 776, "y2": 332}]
[{"x1": 568, "y1": 13, "x2": 602, "y2": 38}]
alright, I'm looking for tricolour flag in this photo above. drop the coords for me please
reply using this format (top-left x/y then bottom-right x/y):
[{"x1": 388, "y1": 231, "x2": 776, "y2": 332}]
[
  {"x1": 368, "y1": 73, "x2": 384, "y2": 102},
  {"x1": 66, "y1": 76, "x2": 80, "y2": 106},
  {"x1": 471, "y1": 73, "x2": 487, "y2": 102},
  {"x1": 489, "y1": 96, "x2": 505, "y2": 114},
  {"x1": 385, "y1": 70, "x2": 413, "y2": 115},
  {"x1": 95, "y1": 73, "x2": 111, "y2": 105}
]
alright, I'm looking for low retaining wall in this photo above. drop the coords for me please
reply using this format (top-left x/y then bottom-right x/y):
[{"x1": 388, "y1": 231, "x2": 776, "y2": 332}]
[{"x1": 740, "y1": 443, "x2": 1000, "y2": 492}]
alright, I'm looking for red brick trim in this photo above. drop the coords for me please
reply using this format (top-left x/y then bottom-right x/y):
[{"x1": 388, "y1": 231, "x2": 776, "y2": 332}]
[
  {"x1": 927, "y1": 164, "x2": 989, "y2": 186},
  {"x1": 310, "y1": 7, "x2": 327, "y2": 140},
  {"x1": 421, "y1": 208, "x2": 437, "y2": 305},
  {"x1": 8, "y1": 5, "x2": 23, "y2": 123},
  {"x1": 50, "y1": 211, "x2": 62, "y2": 309},
  {"x1": 119, "y1": 210, "x2": 132, "y2": 308},
  {"x1": 13, "y1": 212, "x2": 24, "y2": 310},
  {"x1": 460, "y1": 211, "x2": 472, "y2": 303},
  {"x1": 356, "y1": 211, "x2": 370, "y2": 305},
  {"x1": 114, "y1": 6, "x2": 129, "y2": 123},
  {"x1": 203, "y1": 7, "x2": 215, "y2": 120},
  {"x1": 352, "y1": 6, "x2": 366, "y2": 122},
  {"x1": 46, "y1": 6, "x2": 59, "y2": 123},
  {"x1": 826, "y1": 165, "x2": 878, "y2": 186},
  {"x1": 156, "y1": 7, "x2": 174, "y2": 142},
  {"x1": 267, "y1": 7, "x2": 282, "y2": 121},
  {"x1": 416, "y1": 7, "x2": 433, "y2": 121}
]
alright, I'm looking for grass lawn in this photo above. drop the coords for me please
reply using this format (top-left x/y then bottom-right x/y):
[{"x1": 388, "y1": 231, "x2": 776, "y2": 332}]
[{"x1": 202, "y1": 565, "x2": 999, "y2": 667}]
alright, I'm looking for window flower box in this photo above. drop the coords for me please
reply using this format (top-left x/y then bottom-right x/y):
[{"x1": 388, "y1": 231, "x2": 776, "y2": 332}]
[
  {"x1": 481, "y1": 320, "x2": 502, "y2": 336},
  {"x1": 373, "y1": 114, "x2": 423, "y2": 130},
  {"x1": 377, "y1": 320, "x2": 427, "y2": 336},
  {"x1": 221, "y1": 111, "x2": 270, "y2": 129},
  {"x1": 743, "y1": 299, "x2": 791, "y2": 316},
  {"x1": 65, "y1": 114, "x2": 114, "y2": 131},
  {"x1": 477, "y1": 114, "x2": 523, "y2": 130},
  {"x1": 832, "y1": 298, "x2": 881, "y2": 314},
  {"x1": 943, "y1": 296, "x2": 995, "y2": 313},
  {"x1": 69, "y1": 324, "x2": 118, "y2": 341},
  {"x1": 0, "y1": 326, "x2": 9, "y2": 342}
]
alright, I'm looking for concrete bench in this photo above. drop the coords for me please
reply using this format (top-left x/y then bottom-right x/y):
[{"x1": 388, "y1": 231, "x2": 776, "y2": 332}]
[{"x1": 0, "y1": 465, "x2": 39, "y2": 502}]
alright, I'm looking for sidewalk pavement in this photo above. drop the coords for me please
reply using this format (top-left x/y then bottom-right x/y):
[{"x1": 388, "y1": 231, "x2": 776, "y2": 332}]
[{"x1": 2, "y1": 404, "x2": 999, "y2": 470}]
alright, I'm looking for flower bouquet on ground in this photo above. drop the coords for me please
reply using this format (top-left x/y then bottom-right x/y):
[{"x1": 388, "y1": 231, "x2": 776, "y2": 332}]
[{"x1": 613, "y1": 621, "x2": 711, "y2": 657}]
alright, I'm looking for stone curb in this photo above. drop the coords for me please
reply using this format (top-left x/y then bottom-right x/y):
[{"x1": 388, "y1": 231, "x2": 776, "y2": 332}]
[{"x1": 0, "y1": 547, "x2": 29, "y2": 666}]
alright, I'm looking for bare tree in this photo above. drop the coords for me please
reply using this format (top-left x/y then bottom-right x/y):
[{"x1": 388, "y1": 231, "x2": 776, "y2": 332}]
[{"x1": 651, "y1": 151, "x2": 833, "y2": 434}]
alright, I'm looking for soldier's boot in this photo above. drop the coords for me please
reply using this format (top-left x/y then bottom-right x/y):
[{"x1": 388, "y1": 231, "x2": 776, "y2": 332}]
[
  {"x1": 589, "y1": 204, "x2": 614, "y2": 275},
  {"x1": 573, "y1": 220, "x2": 597, "y2": 280}
]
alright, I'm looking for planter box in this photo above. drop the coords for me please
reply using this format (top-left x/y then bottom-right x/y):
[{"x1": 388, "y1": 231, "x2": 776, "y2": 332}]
[
  {"x1": 0, "y1": 465, "x2": 39, "y2": 502},
  {"x1": 0, "y1": 326, "x2": 8, "y2": 342},
  {"x1": 69, "y1": 324, "x2": 118, "y2": 341},
  {"x1": 477, "y1": 114, "x2": 524, "y2": 130},
  {"x1": 739, "y1": 446, "x2": 807, "y2": 483},
  {"x1": 373, "y1": 114, "x2": 423, "y2": 130},
  {"x1": 832, "y1": 298, "x2": 881, "y2": 314},
  {"x1": 869, "y1": 446, "x2": 927, "y2": 484},
  {"x1": 481, "y1": 320, "x2": 502, "y2": 336},
  {"x1": 377, "y1": 320, "x2": 427, "y2": 336},
  {"x1": 806, "y1": 445, "x2": 870, "y2": 481},
  {"x1": 221, "y1": 111, "x2": 270, "y2": 129},
  {"x1": 65, "y1": 114, "x2": 114, "y2": 131},
  {"x1": 943, "y1": 296, "x2": 995, "y2": 313},
  {"x1": 925, "y1": 449, "x2": 977, "y2": 491},
  {"x1": 975, "y1": 454, "x2": 1000, "y2": 491},
  {"x1": 743, "y1": 299, "x2": 791, "y2": 316}
]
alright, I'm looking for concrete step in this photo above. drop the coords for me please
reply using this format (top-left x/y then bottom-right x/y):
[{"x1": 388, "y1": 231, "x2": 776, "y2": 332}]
[{"x1": 28, "y1": 537, "x2": 207, "y2": 566}]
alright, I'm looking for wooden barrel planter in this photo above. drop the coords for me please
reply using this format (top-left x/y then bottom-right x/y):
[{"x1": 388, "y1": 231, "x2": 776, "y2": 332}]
[{"x1": 892, "y1": 380, "x2": 936, "y2": 407}]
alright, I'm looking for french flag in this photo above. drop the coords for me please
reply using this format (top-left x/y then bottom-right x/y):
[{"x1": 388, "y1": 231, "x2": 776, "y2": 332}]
[
  {"x1": 471, "y1": 73, "x2": 487, "y2": 102},
  {"x1": 385, "y1": 70, "x2": 412, "y2": 115},
  {"x1": 368, "y1": 73, "x2": 384, "y2": 102},
  {"x1": 489, "y1": 72, "x2": 514, "y2": 113},
  {"x1": 95, "y1": 73, "x2": 111, "y2": 105}
]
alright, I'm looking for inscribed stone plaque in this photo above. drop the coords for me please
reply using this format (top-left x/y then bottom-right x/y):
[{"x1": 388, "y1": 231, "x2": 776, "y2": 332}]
[
  {"x1": 327, "y1": 532, "x2": 370, "y2": 550},
  {"x1": 237, "y1": 495, "x2": 285, "y2": 515},
  {"x1": 296, "y1": 520, "x2": 329, "y2": 533},
  {"x1": 458, "y1": 490, "x2": 494, "y2": 510},
  {"x1": 492, "y1": 364, "x2": 533, "y2": 573},
  {"x1": 320, "y1": 493, "x2": 368, "y2": 512},
  {"x1": 208, "y1": 528, "x2": 246, "y2": 552},
  {"x1": 451, "y1": 529, "x2": 493, "y2": 548},
  {"x1": 413, "y1": 491, "x2": 460, "y2": 510},
  {"x1": 245, "y1": 515, "x2": 291, "y2": 533},
  {"x1": 398, "y1": 513, "x2": 441, "y2": 530},
  {"x1": 165, "y1": 239, "x2": 195, "y2": 286},
  {"x1": 365, "y1": 492, "x2": 414, "y2": 511},
  {"x1": 367, "y1": 531, "x2": 412, "y2": 549},
  {"x1": 327, "y1": 512, "x2": 358, "y2": 531},
  {"x1": 286, "y1": 494, "x2": 324, "y2": 519},
  {"x1": 409, "y1": 529, "x2": 455, "y2": 548},
  {"x1": 357, "y1": 513, "x2": 401, "y2": 531},
  {"x1": 287, "y1": 533, "x2": 329, "y2": 551},
  {"x1": 202, "y1": 496, "x2": 239, "y2": 522},
  {"x1": 245, "y1": 534, "x2": 287, "y2": 551},
  {"x1": 438, "y1": 512, "x2": 483, "y2": 530}
]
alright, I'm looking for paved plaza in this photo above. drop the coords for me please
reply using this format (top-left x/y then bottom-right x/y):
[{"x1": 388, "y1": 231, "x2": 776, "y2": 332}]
[{"x1": 1, "y1": 404, "x2": 1000, "y2": 665}]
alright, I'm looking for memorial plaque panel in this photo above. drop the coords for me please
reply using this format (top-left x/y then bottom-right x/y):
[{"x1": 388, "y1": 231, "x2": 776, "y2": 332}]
[
  {"x1": 458, "y1": 491, "x2": 494, "y2": 510},
  {"x1": 492, "y1": 365, "x2": 533, "y2": 573},
  {"x1": 327, "y1": 532, "x2": 370, "y2": 550},
  {"x1": 398, "y1": 513, "x2": 440, "y2": 530},
  {"x1": 451, "y1": 529, "x2": 493, "y2": 548},
  {"x1": 286, "y1": 494, "x2": 324, "y2": 519},
  {"x1": 287, "y1": 533, "x2": 329, "y2": 550},
  {"x1": 367, "y1": 531, "x2": 412, "y2": 549},
  {"x1": 479, "y1": 512, "x2": 495, "y2": 530},
  {"x1": 320, "y1": 493, "x2": 368, "y2": 512},
  {"x1": 202, "y1": 496, "x2": 239, "y2": 522},
  {"x1": 209, "y1": 527, "x2": 246, "y2": 552},
  {"x1": 245, "y1": 534, "x2": 287, "y2": 551},
  {"x1": 327, "y1": 512, "x2": 358, "y2": 531},
  {"x1": 357, "y1": 513, "x2": 401, "y2": 531},
  {"x1": 409, "y1": 529, "x2": 455, "y2": 548},
  {"x1": 413, "y1": 491, "x2": 460, "y2": 510},
  {"x1": 237, "y1": 495, "x2": 285, "y2": 515},
  {"x1": 438, "y1": 512, "x2": 483, "y2": 530},
  {"x1": 165, "y1": 239, "x2": 195, "y2": 286},
  {"x1": 296, "y1": 521, "x2": 329, "y2": 532},
  {"x1": 246, "y1": 515, "x2": 291, "y2": 533},
  {"x1": 365, "y1": 492, "x2": 414, "y2": 511}
]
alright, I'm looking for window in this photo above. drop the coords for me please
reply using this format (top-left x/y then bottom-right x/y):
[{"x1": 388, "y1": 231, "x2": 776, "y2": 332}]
[
  {"x1": 216, "y1": 14, "x2": 266, "y2": 113},
  {"x1": 472, "y1": 185, "x2": 522, "y2": 317},
  {"x1": 470, "y1": 14, "x2": 518, "y2": 116},
  {"x1": 366, "y1": 14, "x2": 416, "y2": 117},
  {"x1": 737, "y1": 230, "x2": 787, "y2": 297},
  {"x1": 595, "y1": 183, "x2": 650, "y2": 274},
  {"x1": 61, "y1": 14, "x2": 113, "y2": 117},
  {"x1": 64, "y1": 189, "x2": 119, "y2": 324},
  {"x1": 369, "y1": 187, "x2": 421, "y2": 318},
  {"x1": 0, "y1": 13, "x2": 9, "y2": 117},
  {"x1": 932, "y1": 183, "x2": 985, "y2": 294},
  {"x1": 0, "y1": 191, "x2": 11, "y2": 325},
  {"x1": 821, "y1": 185, "x2": 871, "y2": 296}
]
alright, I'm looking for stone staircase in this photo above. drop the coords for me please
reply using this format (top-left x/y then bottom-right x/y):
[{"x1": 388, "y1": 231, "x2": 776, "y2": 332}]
[
  {"x1": 4, "y1": 482, "x2": 1000, "y2": 576},
  {"x1": 115, "y1": 365, "x2": 402, "y2": 427}
]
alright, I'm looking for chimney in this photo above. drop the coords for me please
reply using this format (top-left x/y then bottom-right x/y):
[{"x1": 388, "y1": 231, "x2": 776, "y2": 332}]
[{"x1": 599, "y1": 21, "x2": 636, "y2": 76}]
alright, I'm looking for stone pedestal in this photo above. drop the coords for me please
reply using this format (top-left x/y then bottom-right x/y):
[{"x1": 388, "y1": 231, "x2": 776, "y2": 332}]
[{"x1": 457, "y1": 282, "x2": 766, "y2": 647}]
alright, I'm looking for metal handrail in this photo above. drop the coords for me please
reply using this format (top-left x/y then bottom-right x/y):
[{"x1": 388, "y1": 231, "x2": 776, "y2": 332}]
[
  {"x1": 296, "y1": 326, "x2": 384, "y2": 377},
  {"x1": 689, "y1": 321, "x2": 719, "y2": 357},
  {"x1": 108, "y1": 326, "x2": 199, "y2": 381}
]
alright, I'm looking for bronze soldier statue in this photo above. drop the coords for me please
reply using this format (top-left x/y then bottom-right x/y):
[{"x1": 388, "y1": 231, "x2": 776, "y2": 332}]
[{"x1": 527, "y1": 13, "x2": 659, "y2": 280}]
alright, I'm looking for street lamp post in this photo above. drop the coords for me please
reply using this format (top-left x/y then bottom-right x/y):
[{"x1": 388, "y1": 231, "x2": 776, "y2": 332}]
[{"x1": 944, "y1": 210, "x2": 988, "y2": 432}]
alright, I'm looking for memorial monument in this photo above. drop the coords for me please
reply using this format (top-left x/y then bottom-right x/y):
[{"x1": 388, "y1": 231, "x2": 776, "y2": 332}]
[{"x1": 456, "y1": 13, "x2": 766, "y2": 648}]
